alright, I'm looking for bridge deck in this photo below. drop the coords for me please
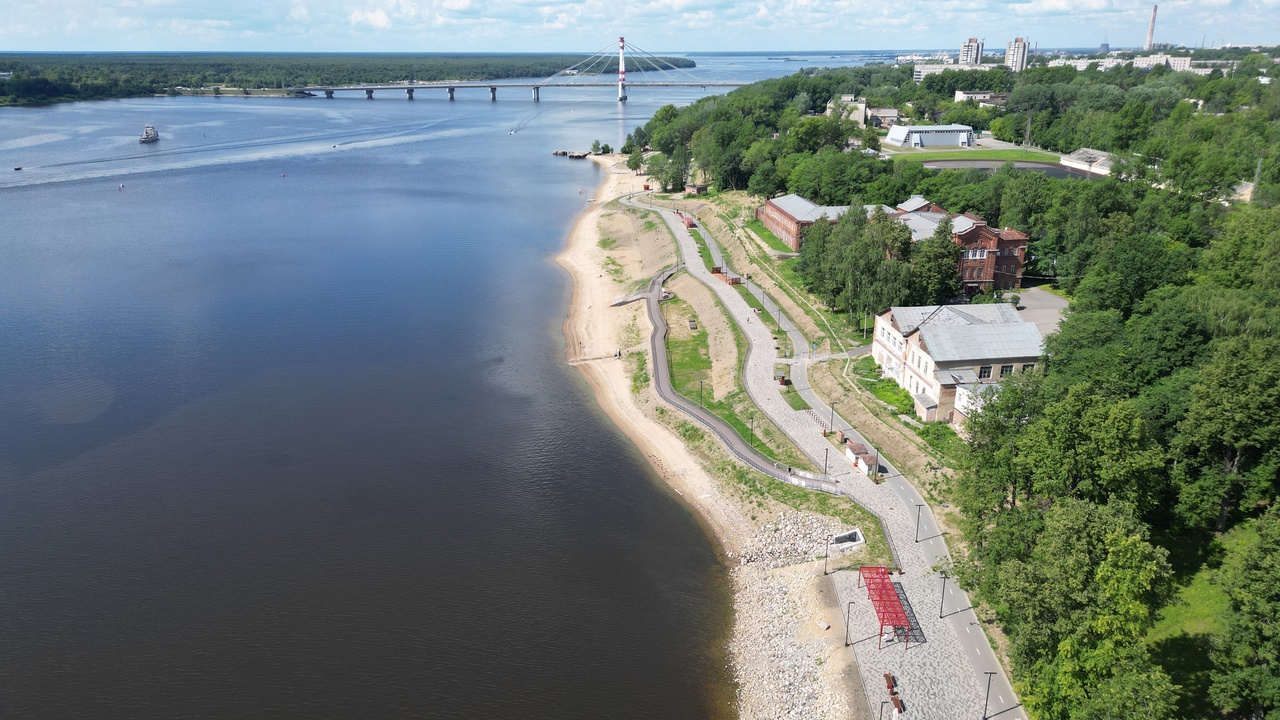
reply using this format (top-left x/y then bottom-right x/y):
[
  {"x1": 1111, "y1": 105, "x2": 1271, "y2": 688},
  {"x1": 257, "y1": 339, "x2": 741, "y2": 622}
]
[{"x1": 296, "y1": 81, "x2": 743, "y2": 92}]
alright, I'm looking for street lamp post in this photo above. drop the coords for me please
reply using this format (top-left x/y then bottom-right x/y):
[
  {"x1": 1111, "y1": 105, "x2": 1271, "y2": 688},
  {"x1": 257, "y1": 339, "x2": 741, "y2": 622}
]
[
  {"x1": 940, "y1": 573, "x2": 948, "y2": 618},
  {"x1": 982, "y1": 671, "x2": 996, "y2": 719},
  {"x1": 824, "y1": 535, "x2": 831, "y2": 575},
  {"x1": 699, "y1": 379, "x2": 704, "y2": 406},
  {"x1": 845, "y1": 600, "x2": 855, "y2": 646},
  {"x1": 880, "y1": 700, "x2": 888, "y2": 720},
  {"x1": 829, "y1": 402, "x2": 838, "y2": 435},
  {"x1": 824, "y1": 447, "x2": 829, "y2": 476},
  {"x1": 915, "y1": 504, "x2": 925, "y2": 543}
]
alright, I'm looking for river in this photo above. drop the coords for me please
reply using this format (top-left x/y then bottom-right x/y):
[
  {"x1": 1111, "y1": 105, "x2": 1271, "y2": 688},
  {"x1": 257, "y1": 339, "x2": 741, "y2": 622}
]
[{"x1": 0, "y1": 52, "x2": 880, "y2": 718}]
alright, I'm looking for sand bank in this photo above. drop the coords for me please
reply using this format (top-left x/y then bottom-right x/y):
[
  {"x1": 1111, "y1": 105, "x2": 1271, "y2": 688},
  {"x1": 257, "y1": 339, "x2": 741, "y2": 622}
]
[{"x1": 557, "y1": 157, "x2": 860, "y2": 719}]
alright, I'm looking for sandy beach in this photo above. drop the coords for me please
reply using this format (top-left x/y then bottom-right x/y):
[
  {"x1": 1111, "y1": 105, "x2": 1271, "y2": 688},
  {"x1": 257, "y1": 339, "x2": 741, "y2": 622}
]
[{"x1": 557, "y1": 157, "x2": 864, "y2": 719}]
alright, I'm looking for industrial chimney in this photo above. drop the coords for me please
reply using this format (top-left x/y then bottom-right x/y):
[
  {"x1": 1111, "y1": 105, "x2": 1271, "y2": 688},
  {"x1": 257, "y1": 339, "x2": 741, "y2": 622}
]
[{"x1": 1144, "y1": 5, "x2": 1157, "y2": 51}]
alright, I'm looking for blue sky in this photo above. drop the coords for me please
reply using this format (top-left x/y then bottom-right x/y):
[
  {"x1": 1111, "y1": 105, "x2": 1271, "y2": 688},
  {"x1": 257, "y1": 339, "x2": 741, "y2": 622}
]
[{"x1": 2, "y1": 0, "x2": 1276, "y2": 52}]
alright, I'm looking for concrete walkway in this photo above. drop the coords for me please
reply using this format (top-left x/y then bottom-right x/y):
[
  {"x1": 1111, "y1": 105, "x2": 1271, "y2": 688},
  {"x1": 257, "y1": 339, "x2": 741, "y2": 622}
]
[{"x1": 626, "y1": 193, "x2": 1026, "y2": 720}]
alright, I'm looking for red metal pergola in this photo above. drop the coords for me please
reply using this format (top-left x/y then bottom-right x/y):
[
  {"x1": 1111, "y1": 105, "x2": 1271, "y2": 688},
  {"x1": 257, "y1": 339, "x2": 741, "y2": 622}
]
[{"x1": 858, "y1": 566, "x2": 911, "y2": 650}]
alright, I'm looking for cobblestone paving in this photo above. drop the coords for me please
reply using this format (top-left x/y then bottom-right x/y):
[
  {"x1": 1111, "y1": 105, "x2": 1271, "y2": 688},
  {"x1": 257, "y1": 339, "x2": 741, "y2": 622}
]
[{"x1": 633, "y1": 197, "x2": 1027, "y2": 720}]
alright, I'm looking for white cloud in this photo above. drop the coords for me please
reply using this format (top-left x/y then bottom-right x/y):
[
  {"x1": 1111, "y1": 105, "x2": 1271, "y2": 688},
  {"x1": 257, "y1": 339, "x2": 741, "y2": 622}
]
[
  {"x1": 349, "y1": 7, "x2": 391, "y2": 28},
  {"x1": 0, "y1": 0, "x2": 1274, "y2": 51}
]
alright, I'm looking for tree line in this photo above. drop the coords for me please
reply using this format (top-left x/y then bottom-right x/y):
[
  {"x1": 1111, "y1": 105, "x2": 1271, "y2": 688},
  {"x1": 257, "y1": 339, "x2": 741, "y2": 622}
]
[
  {"x1": 0, "y1": 52, "x2": 695, "y2": 105},
  {"x1": 626, "y1": 57, "x2": 1280, "y2": 719},
  {"x1": 627, "y1": 53, "x2": 1279, "y2": 204}
]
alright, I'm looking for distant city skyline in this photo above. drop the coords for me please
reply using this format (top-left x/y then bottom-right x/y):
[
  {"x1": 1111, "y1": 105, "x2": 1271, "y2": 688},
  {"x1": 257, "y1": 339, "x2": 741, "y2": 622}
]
[{"x1": 1, "y1": 0, "x2": 1275, "y2": 53}]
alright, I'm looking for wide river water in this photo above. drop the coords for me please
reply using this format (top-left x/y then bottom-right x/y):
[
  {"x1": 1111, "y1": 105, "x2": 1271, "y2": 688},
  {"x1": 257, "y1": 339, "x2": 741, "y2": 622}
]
[{"x1": 0, "y1": 53, "x2": 884, "y2": 718}]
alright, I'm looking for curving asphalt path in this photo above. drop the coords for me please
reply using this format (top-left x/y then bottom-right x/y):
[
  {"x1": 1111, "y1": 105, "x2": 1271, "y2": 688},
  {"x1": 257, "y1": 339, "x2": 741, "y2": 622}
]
[{"x1": 641, "y1": 267, "x2": 840, "y2": 494}]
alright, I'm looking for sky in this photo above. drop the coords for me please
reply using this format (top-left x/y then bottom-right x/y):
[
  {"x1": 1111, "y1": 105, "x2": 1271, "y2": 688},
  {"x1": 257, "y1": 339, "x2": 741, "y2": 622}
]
[{"x1": 1, "y1": 0, "x2": 1277, "y2": 53}]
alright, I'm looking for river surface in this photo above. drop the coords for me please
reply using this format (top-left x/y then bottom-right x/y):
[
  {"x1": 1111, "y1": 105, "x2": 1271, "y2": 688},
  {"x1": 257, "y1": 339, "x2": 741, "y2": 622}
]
[{"x1": 0, "y1": 53, "x2": 879, "y2": 718}]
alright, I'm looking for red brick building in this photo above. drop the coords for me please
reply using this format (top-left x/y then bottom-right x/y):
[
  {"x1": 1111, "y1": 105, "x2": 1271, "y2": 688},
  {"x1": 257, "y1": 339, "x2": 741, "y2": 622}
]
[
  {"x1": 872, "y1": 196, "x2": 1029, "y2": 295},
  {"x1": 756, "y1": 194, "x2": 850, "y2": 251},
  {"x1": 954, "y1": 217, "x2": 1028, "y2": 294}
]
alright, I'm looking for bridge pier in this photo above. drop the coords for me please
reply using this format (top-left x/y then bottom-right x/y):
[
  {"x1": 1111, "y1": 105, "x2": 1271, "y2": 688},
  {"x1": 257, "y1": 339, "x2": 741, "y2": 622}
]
[
  {"x1": 365, "y1": 89, "x2": 374, "y2": 99},
  {"x1": 406, "y1": 88, "x2": 414, "y2": 100},
  {"x1": 489, "y1": 87, "x2": 497, "y2": 101},
  {"x1": 447, "y1": 87, "x2": 454, "y2": 100},
  {"x1": 532, "y1": 86, "x2": 539, "y2": 102},
  {"x1": 324, "y1": 90, "x2": 334, "y2": 99}
]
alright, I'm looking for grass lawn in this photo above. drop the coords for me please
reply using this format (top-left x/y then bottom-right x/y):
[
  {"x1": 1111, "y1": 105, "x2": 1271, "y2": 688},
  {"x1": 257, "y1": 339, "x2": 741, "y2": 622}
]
[
  {"x1": 733, "y1": 285, "x2": 785, "y2": 340},
  {"x1": 891, "y1": 148, "x2": 1060, "y2": 163},
  {"x1": 744, "y1": 218, "x2": 794, "y2": 254},
  {"x1": 911, "y1": 422, "x2": 966, "y2": 468},
  {"x1": 689, "y1": 228, "x2": 715, "y2": 271},
  {"x1": 849, "y1": 356, "x2": 915, "y2": 415},
  {"x1": 780, "y1": 383, "x2": 809, "y2": 411},
  {"x1": 1147, "y1": 523, "x2": 1258, "y2": 719}
]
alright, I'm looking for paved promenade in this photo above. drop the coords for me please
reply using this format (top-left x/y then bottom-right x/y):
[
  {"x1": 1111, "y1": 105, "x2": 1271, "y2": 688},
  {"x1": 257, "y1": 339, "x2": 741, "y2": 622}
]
[{"x1": 627, "y1": 193, "x2": 1026, "y2": 720}]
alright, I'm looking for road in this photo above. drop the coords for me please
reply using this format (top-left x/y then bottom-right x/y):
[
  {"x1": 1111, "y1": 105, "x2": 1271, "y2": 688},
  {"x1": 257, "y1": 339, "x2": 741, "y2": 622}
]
[{"x1": 624, "y1": 192, "x2": 1026, "y2": 720}]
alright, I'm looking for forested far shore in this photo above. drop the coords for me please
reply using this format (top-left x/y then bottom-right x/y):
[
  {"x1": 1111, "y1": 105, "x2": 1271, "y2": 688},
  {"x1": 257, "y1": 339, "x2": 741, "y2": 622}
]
[
  {"x1": 0, "y1": 52, "x2": 696, "y2": 105},
  {"x1": 624, "y1": 57, "x2": 1280, "y2": 720}
]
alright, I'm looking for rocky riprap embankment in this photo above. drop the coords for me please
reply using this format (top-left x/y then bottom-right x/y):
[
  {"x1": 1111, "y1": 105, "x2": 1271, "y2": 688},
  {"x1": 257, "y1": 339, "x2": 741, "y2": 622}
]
[
  {"x1": 729, "y1": 512, "x2": 857, "y2": 720},
  {"x1": 731, "y1": 512, "x2": 854, "y2": 568}
]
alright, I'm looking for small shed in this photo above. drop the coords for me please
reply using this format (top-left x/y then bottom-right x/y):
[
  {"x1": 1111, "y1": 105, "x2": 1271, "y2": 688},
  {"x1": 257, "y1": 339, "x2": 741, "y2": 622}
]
[{"x1": 845, "y1": 442, "x2": 878, "y2": 475}]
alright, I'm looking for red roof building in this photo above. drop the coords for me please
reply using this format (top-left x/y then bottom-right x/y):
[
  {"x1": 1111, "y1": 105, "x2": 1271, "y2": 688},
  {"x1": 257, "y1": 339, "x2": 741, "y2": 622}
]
[
  {"x1": 867, "y1": 196, "x2": 1030, "y2": 295},
  {"x1": 954, "y1": 219, "x2": 1028, "y2": 294}
]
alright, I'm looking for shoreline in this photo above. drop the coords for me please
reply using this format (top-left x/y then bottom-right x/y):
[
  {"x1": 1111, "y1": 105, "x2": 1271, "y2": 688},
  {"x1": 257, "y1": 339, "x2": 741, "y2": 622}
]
[
  {"x1": 556, "y1": 156, "x2": 752, "y2": 558},
  {"x1": 556, "y1": 156, "x2": 858, "y2": 719}
]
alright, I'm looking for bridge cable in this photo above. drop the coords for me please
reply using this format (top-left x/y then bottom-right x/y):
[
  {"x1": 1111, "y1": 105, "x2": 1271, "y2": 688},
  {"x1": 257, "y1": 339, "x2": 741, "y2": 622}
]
[
  {"x1": 554, "y1": 48, "x2": 615, "y2": 86},
  {"x1": 539, "y1": 42, "x2": 616, "y2": 85},
  {"x1": 625, "y1": 41, "x2": 706, "y2": 84}
]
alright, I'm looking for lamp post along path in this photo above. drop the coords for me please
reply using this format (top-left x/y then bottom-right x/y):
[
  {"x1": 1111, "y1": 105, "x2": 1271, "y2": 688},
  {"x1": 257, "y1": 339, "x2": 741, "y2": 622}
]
[{"x1": 845, "y1": 600, "x2": 855, "y2": 646}]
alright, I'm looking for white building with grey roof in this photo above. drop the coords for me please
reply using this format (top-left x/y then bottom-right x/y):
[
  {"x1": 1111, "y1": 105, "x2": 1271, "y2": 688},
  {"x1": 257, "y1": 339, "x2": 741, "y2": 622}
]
[{"x1": 872, "y1": 304, "x2": 1043, "y2": 425}]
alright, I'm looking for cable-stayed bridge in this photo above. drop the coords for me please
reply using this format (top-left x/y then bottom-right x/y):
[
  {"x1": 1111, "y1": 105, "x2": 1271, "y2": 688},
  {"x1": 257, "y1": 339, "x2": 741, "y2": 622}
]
[{"x1": 292, "y1": 38, "x2": 745, "y2": 101}]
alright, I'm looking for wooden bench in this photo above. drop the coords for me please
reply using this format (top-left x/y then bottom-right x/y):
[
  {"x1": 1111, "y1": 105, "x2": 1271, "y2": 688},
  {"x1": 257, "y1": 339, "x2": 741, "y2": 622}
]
[
  {"x1": 892, "y1": 696, "x2": 905, "y2": 713},
  {"x1": 884, "y1": 673, "x2": 896, "y2": 691}
]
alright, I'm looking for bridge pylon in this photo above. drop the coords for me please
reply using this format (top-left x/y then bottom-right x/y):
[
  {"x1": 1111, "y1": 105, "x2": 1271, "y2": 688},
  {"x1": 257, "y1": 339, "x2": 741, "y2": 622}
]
[{"x1": 618, "y1": 36, "x2": 627, "y2": 102}]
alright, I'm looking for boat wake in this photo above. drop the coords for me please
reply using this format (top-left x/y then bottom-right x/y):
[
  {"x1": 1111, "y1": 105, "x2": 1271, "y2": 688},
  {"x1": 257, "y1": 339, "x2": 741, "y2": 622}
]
[
  {"x1": 507, "y1": 110, "x2": 542, "y2": 136},
  {"x1": 0, "y1": 115, "x2": 478, "y2": 189}
]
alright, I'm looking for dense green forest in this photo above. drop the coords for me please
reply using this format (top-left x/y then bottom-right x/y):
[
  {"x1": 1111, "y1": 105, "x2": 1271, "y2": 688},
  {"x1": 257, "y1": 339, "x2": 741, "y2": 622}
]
[
  {"x1": 0, "y1": 52, "x2": 695, "y2": 105},
  {"x1": 629, "y1": 56, "x2": 1280, "y2": 719}
]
